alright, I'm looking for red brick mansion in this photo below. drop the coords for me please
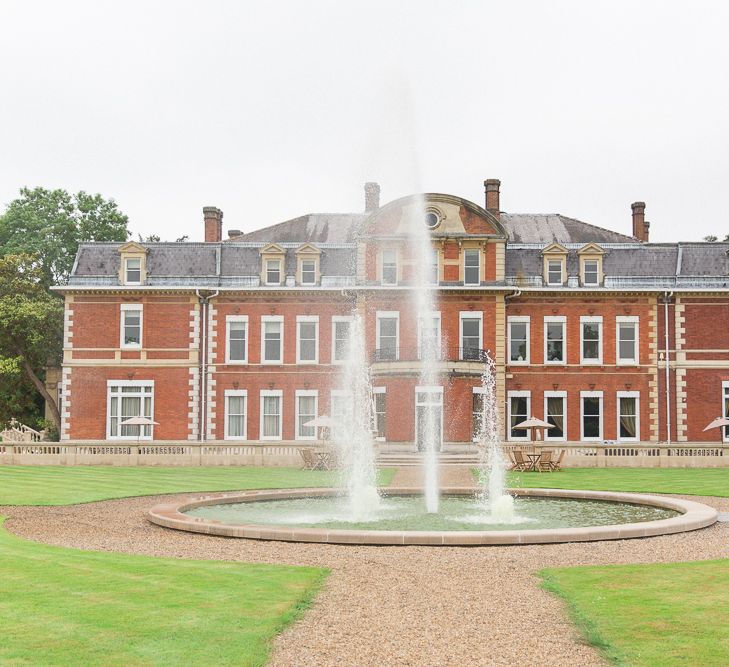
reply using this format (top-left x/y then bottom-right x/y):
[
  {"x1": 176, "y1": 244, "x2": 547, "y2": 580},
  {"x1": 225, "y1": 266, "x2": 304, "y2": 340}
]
[{"x1": 55, "y1": 180, "x2": 729, "y2": 449}]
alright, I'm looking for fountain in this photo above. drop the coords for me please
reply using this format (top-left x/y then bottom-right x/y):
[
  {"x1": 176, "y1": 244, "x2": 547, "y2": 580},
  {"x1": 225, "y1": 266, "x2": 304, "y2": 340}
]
[
  {"x1": 147, "y1": 198, "x2": 719, "y2": 545},
  {"x1": 329, "y1": 312, "x2": 381, "y2": 521},
  {"x1": 475, "y1": 354, "x2": 515, "y2": 523},
  {"x1": 407, "y1": 195, "x2": 442, "y2": 513}
]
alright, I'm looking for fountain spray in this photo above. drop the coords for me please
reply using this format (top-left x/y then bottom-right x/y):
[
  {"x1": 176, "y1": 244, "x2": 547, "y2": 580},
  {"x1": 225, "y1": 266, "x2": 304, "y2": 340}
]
[{"x1": 476, "y1": 353, "x2": 514, "y2": 522}]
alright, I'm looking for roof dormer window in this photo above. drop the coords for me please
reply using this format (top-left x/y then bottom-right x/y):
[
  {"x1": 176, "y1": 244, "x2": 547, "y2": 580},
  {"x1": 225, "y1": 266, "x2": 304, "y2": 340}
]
[
  {"x1": 578, "y1": 243, "x2": 605, "y2": 287},
  {"x1": 542, "y1": 243, "x2": 568, "y2": 286},
  {"x1": 125, "y1": 258, "x2": 141, "y2": 284},
  {"x1": 266, "y1": 259, "x2": 281, "y2": 285},
  {"x1": 295, "y1": 243, "x2": 322, "y2": 286},
  {"x1": 117, "y1": 242, "x2": 148, "y2": 286}
]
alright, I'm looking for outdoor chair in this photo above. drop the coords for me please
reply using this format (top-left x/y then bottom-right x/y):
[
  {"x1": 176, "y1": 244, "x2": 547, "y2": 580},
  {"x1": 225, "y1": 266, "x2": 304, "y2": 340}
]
[
  {"x1": 511, "y1": 450, "x2": 529, "y2": 471},
  {"x1": 299, "y1": 448, "x2": 318, "y2": 470},
  {"x1": 552, "y1": 449, "x2": 565, "y2": 471},
  {"x1": 537, "y1": 450, "x2": 554, "y2": 472}
]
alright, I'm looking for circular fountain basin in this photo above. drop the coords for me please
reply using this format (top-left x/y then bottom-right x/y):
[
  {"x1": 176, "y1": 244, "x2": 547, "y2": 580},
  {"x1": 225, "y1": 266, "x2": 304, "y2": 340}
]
[{"x1": 147, "y1": 487, "x2": 717, "y2": 546}]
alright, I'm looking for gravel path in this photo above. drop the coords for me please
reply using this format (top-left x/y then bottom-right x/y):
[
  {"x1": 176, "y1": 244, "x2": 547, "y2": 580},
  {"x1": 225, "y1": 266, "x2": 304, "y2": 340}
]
[{"x1": 3, "y1": 471, "x2": 729, "y2": 667}]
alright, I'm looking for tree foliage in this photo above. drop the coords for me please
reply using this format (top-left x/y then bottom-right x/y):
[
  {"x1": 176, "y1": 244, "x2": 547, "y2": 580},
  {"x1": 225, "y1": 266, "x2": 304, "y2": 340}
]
[
  {"x1": 0, "y1": 255, "x2": 64, "y2": 430},
  {"x1": 703, "y1": 234, "x2": 729, "y2": 242},
  {"x1": 0, "y1": 187, "x2": 130, "y2": 432},
  {"x1": 0, "y1": 187, "x2": 129, "y2": 288}
]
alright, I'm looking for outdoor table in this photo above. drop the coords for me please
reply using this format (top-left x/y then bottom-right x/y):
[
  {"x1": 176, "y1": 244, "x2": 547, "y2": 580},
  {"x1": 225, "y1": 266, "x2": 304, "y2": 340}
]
[
  {"x1": 526, "y1": 453, "x2": 541, "y2": 472},
  {"x1": 315, "y1": 451, "x2": 333, "y2": 471}
]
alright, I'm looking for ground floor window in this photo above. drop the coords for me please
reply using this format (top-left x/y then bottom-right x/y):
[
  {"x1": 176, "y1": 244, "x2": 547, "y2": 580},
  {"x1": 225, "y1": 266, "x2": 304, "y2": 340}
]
[
  {"x1": 723, "y1": 382, "x2": 729, "y2": 442},
  {"x1": 617, "y1": 392, "x2": 639, "y2": 441},
  {"x1": 295, "y1": 390, "x2": 317, "y2": 440},
  {"x1": 415, "y1": 387, "x2": 443, "y2": 452},
  {"x1": 581, "y1": 391, "x2": 603, "y2": 441},
  {"x1": 544, "y1": 392, "x2": 566, "y2": 440},
  {"x1": 507, "y1": 391, "x2": 530, "y2": 441},
  {"x1": 260, "y1": 390, "x2": 282, "y2": 440},
  {"x1": 107, "y1": 381, "x2": 154, "y2": 439},
  {"x1": 373, "y1": 388, "x2": 386, "y2": 439},
  {"x1": 225, "y1": 390, "x2": 247, "y2": 439},
  {"x1": 472, "y1": 388, "x2": 484, "y2": 441}
]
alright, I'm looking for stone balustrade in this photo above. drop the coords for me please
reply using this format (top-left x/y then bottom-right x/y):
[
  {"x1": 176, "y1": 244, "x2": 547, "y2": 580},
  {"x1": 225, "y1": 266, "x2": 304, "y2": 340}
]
[{"x1": 0, "y1": 440, "x2": 726, "y2": 467}]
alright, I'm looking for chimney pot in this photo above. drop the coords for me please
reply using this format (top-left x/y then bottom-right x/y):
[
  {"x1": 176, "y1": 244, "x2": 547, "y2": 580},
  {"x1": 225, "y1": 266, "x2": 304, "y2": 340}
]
[
  {"x1": 364, "y1": 182, "x2": 380, "y2": 212},
  {"x1": 484, "y1": 179, "x2": 501, "y2": 217},
  {"x1": 203, "y1": 206, "x2": 223, "y2": 243},
  {"x1": 631, "y1": 201, "x2": 648, "y2": 242}
]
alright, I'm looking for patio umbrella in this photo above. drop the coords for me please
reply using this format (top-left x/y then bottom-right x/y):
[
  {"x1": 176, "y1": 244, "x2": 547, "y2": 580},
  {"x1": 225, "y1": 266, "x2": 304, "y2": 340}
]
[
  {"x1": 120, "y1": 416, "x2": 159, "y2": 444},
  {"x1": 303, "y1": 415, "x2": 341, "y2": 440},
  {"x1": 702, "y1": 417, "x2": 729, "y2": 432},
  {"x1": 511, "y1": 416, "x2": 554, "y2": 443}
]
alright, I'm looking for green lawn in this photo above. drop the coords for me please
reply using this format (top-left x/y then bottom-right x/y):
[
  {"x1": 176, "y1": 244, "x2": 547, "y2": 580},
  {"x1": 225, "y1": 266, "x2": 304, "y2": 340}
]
[
  {"x1": 507, "y1": 467, "x2": 729, "y2": 497},
  {"x1": 542, "y1": 559, "x2": 729, "y2": 667},
  {"x1": 0, "y1": 515, "x2": 326, "y2": 666},
  {"x1": 0, "y1": 465, "x2": 396, "y2": 506}
]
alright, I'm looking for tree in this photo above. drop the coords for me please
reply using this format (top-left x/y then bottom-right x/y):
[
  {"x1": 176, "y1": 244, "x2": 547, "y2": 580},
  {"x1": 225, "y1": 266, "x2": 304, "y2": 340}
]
[
  {"x1": 0, "y1": 255, "x2": 64, "y2": 431},
  {"x1": 138, "y1": 233, "x2": 188, "y2": 242},
  {"x1": 0, "y1": 187, "x2": 129, "y2": 288},
  {"x1": 703, "y1": 234, "x2": 729, "y2": 242}
]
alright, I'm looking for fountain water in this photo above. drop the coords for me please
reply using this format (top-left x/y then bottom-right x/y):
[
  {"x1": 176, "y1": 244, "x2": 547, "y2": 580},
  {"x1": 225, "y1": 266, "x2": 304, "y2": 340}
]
[
  {"x1": 330, "y1": 311, "x2": 381, "y2": 520},
  {"x1": 476, "y1": 353, "x2": 515, "y2": 522},
  {"x1": 407, "y1": 197, "x2": 442, "y2": 513}
]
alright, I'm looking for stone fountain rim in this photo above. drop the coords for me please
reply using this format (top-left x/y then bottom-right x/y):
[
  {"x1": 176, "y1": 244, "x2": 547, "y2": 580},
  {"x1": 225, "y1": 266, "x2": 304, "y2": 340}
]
[{"x1": 146, "y1": 487, "x2": 718, "y2": 546}]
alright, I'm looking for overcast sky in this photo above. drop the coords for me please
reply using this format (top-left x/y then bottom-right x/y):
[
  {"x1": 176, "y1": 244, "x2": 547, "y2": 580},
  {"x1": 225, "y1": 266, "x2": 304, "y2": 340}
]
[{"x1": 1, "y1": 1, "x2": 728, "y2": 243}]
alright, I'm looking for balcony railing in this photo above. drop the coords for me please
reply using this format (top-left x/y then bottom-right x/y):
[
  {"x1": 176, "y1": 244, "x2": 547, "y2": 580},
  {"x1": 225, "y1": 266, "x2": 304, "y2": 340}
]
[{"x1": 372, "y1": 346, "x2": 491, "y2": 363}]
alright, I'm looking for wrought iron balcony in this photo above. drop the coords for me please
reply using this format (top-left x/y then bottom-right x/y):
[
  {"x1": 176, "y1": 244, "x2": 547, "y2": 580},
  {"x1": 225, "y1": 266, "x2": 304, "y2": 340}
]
[{"x1": 371, "y1": 346, "x2": 490, "y2": 363}]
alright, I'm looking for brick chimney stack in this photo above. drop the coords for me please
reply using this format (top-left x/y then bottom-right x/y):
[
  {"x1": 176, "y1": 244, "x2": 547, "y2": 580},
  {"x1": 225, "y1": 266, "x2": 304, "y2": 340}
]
[
  {"x1": 364, "y1": 182, "x2": 380, "y2": 212},
  {"x1": 631, "y1": 202, "x2": 649, "y2": 242},
  {"x1": 484, "y1": 179, "x2": 501, "y2": 217},
  {"x1": 204, "y1": 206, "x2": 223, "y2": 243}
]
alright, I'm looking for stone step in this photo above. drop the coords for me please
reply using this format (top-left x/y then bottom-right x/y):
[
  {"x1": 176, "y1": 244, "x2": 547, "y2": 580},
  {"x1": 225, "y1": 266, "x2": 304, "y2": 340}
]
[{"x1": 377, "y1": 453, "x2": 480, "y2": 467}]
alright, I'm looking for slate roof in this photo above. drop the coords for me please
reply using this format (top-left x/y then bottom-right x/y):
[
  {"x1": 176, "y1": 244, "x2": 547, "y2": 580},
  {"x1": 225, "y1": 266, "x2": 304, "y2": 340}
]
[
  {"x1": 229, "y1": 213, "x2": 366, "y2": 244},
  {"x1": 501, "y1": 214, "x2": 638, "y2": 244}
]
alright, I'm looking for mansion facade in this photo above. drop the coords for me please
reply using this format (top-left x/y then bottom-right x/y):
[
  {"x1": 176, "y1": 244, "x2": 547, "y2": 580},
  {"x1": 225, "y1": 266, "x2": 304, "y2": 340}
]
[{"x1": 54, "y1": 180, "x2": 729, "y2": 449}]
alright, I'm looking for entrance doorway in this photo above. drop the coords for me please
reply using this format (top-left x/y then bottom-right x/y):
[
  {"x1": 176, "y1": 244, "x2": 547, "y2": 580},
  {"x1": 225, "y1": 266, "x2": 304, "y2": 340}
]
[{"x1": 415, "y1": 387, "x2": 443, "y2": 452}]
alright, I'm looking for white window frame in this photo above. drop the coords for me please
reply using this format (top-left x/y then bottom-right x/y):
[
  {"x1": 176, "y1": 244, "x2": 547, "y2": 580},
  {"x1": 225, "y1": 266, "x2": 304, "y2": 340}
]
[
  {"x1": 373, "y1": 386, "x2": 386, "y2": 441},
  {"x1": 414, "y1": 385, "x2": 444, "y2": 451},
  {"x1": 617, "y1": 391, "x2": 640, "y2": 442},
  {"x1": 381, "y1": 248, "x2": 398, "y2": 285},
  {"x1": 463, "y1": 248, "x2": 480, "y2": 286},
  {"x1": 547, "y1": 259, "x2": 564, "y2": 286},
  {"x1": 124, "y1": 257, "x2": 142, "y2": 285},
  {"x1": 300, "y1": 258, "x2": 317, "y2": 285},
  {"x1": 544, "y1": 316, "x2": 566, "y2": 365},
  {"x1": 580, "y1": 390, "x2": 603, "y2": 442},
  {"x1": 723, "y1": 381, "x2": 729, "y2": 443},
  {"x1": 507, "y1": 316, "x2": 530, "y2": 365},
  {"x1": 376, "y1": 311, "x2": 400, "y2": 361},
  {"x1": 331, "y1": 315, "x2": 354, "y2": 365},
  {"x1": 417, "y1": 311, "x2": 442, "y2": 360},
  {"x1": 580, "y1": 315, "x2": 603, "y2": 365},
  {"x1": 224, "y1": 389, "x2": 248, "y2": 440},
  {"x1": 459, "y1": 310, "x2": 483, "y2": 360},
  {"x1": 261, "y1": 315, "x2": 284, "y2": 364},
  {"x1": 120, "y1": 303, "x2": 143, "y2": 350},
  {"x1": 295, "y1": 389, "x2": 318, "y2": 441},
  {"x1": 583, "y1": 258, "x2": 600, "y2": 286},
  {"x1": 616, "y1": 316, "x2": 639, "y2": 366},
  {"x1": 225, "y1": 315, "x2": 249, "y2": 364},
  {"x1": 543, "y1": 390, "x2": 567, "y2": 441},
  {"x1": 472, "y1": 386, "x2": 487, "y2": 442},
  {"x1": 259, "y1": 389, "x2": 283, "y2": 441},
  {"x1": 507, "y1": 390, "x2": 531, "y2": 441},
  {"x1": 296, "y1": 315, "x2": 319, "y2": 364},
  {"x1": 106, "y1": 380, "x2": 155, "y2": 440},
  {"x1": 265, "y1": 258, "x2": 282, "y2": 285},
  {"x1": 329, "y1": 388, "x2": 350, "y2": 437}
]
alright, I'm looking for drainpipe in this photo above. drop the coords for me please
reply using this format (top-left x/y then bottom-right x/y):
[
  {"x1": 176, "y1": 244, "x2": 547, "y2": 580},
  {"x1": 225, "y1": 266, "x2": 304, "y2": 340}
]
[
  {"x1": 663, "y1": 291, "x2": 673, "y2": 444},
  {"x1": 195, "y1": 289, "x2": 219, "y2": 442}
]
